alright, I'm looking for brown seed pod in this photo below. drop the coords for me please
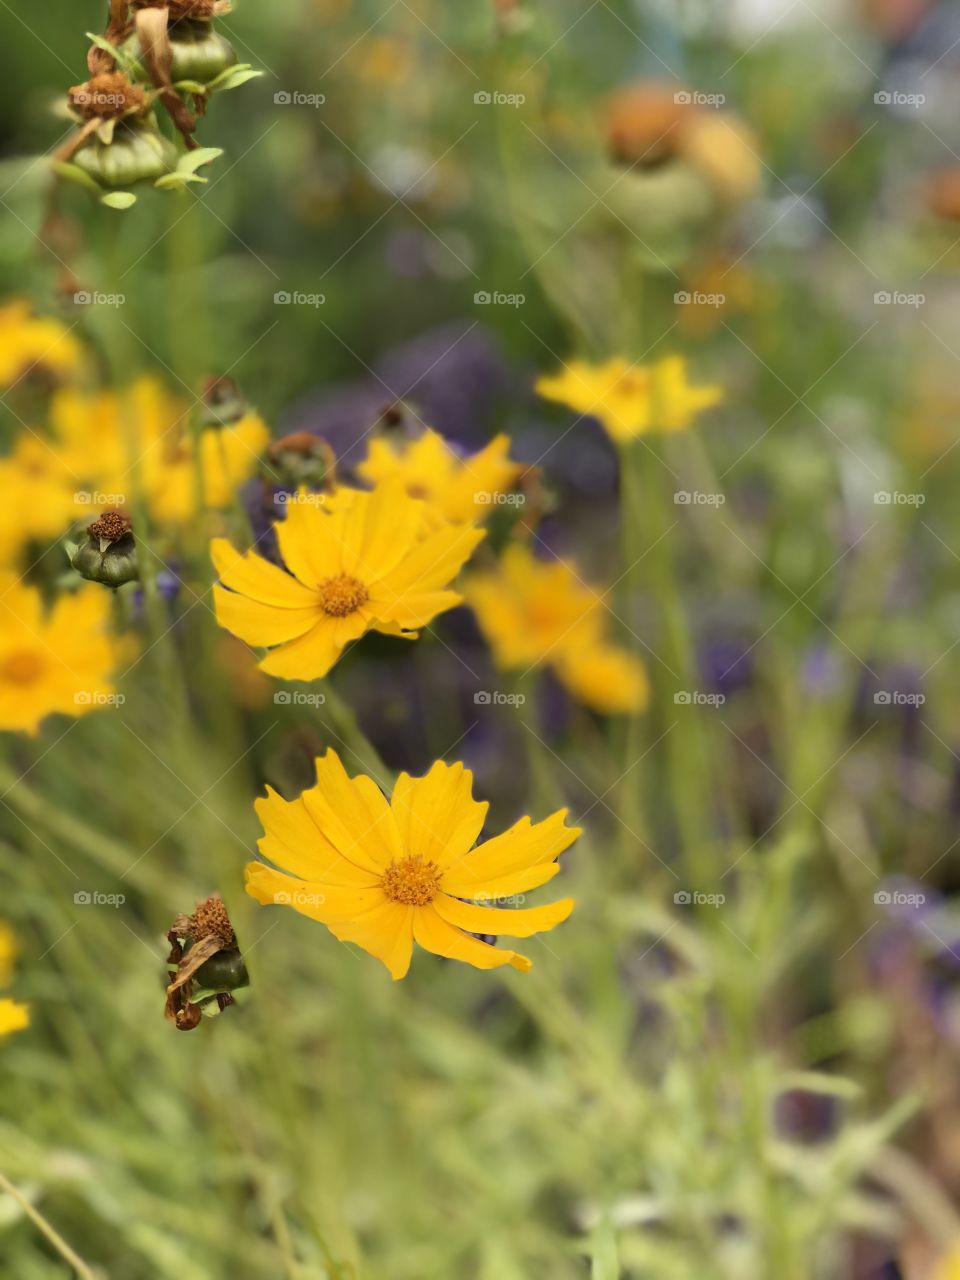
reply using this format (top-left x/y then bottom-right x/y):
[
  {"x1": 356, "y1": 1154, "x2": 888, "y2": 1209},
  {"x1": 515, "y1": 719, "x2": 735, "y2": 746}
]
[{"x1": 67, "y1": 72, "x2": 147, "y2": 121}]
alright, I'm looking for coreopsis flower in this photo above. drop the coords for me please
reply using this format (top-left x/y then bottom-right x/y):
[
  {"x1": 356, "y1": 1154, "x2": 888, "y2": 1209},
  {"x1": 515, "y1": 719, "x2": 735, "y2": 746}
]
[
  {"x1": 211, "y1": 482, "x2": 484, "y2": 680},
  {"x1": 463, "y1": 543, "x2": 648, "y2": 715},
  {"x1": 245, "y1": 750, "x2": 578, "y2": 978},
  {"x1": 356, "y1": 428, "x2": 524, "y2": 525},
  {"x1": 147, "y1": 411, "x2": 271, "y2": 523},
  {"x1": 536, "y1": 355, "x2": 723, "y2": 443},
  {"x1": 0, "y1": 300, "x2": 82, "y2": 387},
  {"x1": 0, "y1": 577, "x2": 127, "y2": 734},
  {"x1": 0, "y1": 999, "x2": 29, "y2": 1040},
  {"x1": 0, "y1": 437, "x2": 84, "y2": 567}
]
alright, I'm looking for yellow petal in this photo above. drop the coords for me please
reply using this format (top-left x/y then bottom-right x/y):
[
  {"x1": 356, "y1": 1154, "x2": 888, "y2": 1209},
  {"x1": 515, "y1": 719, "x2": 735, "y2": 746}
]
[
  {"x1": 413, "y1": 905, "x2": 532, "y2": 972},
  {"x1": 441, "y1": 810, "x2": 581, "y2": 897},
  {"x1": 301, "y1": 749, "x2": 402, "y2": 873},
  {"x1": 210, "y1": 538, "x2": 318, "y2": 607},
  {"x1": 275, "y1": 499, "x2": 344, "y2": 586},
  {"x1": 390, "y1": 761, "x2": 489, "y2": 867},
  {"x1": 255, "y1": 787, "x2": 380, "y2": 885},
  {"x1": 245, "y1": 862, "x2": 386, "y2": 921},
  {"x1": 0, "y1": 997, "x2": 29, "y2": 1037},
  {"x1": 213, "y1": 586, "x2": 320, "y2": 647},
  {"x1": 327, "y1": 900, "x2": 416, "y2": 980},
  {"x1": 370, "y1": 589, "x2": 464, "y2": 631},
  {"x1": 376, "y1": 521, "x2": 485, "y2": 598},
  {"x1": 434, "y1": 894, "x2": 574, "y2": 937},
  {"x1": 257, "y1": 612, "x2": 368, "y2": 680}
]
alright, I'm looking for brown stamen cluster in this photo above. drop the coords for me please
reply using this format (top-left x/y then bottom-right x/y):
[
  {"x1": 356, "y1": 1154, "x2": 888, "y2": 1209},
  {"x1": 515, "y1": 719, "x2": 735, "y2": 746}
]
[
  {"x1": 318, "y1": 574, "x2": 369, "y2": 618},
  {"x1": 88, "y1": 510, "x2": 133, "y2": 543},
  {"x1": 190, "y1": 892, "x2": 236, "y2": 948},
  {"x1": 68, "y1": 72, "x2": 146, "y2": 121},
  {"x1": 381, "y1": 856, "x2": 442, "y2": 906},
  {"x1": 1, "y1": 652, "x2": 44, "y2": 685}
]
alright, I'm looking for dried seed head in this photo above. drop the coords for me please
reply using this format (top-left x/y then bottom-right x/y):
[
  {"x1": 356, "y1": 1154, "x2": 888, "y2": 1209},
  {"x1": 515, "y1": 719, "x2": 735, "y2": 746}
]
[
  {"x1": 68, "y1": 72, "x2": 147, "y2": 122},
  {"x1": 190, "y1": 893, "x2": 236, "y2": 948},
  {"x1": 605, "y1": 83, "x2": 695, "y2": 167},
  {"x1": 87, "y1": 510, "x2": 133, "y2": 544}
]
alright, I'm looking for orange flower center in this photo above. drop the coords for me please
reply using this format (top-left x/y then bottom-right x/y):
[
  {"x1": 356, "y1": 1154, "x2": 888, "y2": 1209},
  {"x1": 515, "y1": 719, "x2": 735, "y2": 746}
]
[
  {"x1": 381, "y1": 856, "x2": 442, "y2": 906},
  {"x1": 318, "y1": 574, "x2": 369, "y2": 617},
  {"x1": 1, "y1": 651, "x2": 44, "y2": 685}
]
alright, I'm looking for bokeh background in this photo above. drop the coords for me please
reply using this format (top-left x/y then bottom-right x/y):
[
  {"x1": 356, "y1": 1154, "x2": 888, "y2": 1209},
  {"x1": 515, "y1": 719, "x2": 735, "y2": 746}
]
[{"x1": 2, "y1": 0, "x2": 960, "y2": 1276}]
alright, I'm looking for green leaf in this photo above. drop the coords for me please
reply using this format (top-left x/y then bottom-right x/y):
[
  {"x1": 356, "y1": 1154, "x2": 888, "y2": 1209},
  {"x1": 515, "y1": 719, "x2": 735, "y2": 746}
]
[
  {"x1": 51, "y1": 161, "x2": 102, "y2": 195},
  {"x1": 100, "y1": 191, "x2": 137, "y2": 210},
  {"x1": 177, "y1": 147, "x2": 223, "y2": 175},
  {"x1": 173, "y1": 80, "x2": 210, "y2": 95},
  {"x1": 590, "y1": 1219, "x2": 619, "y2": 1280},
  {"x1": 211, "y1": 68, "x2": 264, "y2": 93}
]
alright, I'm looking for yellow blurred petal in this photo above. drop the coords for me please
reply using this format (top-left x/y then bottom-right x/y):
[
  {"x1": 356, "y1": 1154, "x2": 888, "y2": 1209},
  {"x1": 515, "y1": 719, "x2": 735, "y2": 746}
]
[
  {"x1": 390, "y1": 761, "x2": 489, "y2": 867},
  {"x1": 213, "y1": 586, "x2": 320, "y2": 647},
  {"x1": 210, "y1": 538, "x2": 318, "y2": 607},
  {"x1": 327, "y1": 900, "x2": 416, "y2": 980},
  {"x1": 245, "y1": 862, "x2": 386, "y2": 921},
  {"x1": 257, "y1": 612, "x2": 368, "y2": 680}
]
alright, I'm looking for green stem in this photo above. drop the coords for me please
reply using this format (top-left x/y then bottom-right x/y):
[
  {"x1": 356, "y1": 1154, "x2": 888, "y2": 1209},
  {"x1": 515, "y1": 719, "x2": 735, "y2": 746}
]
[{"x1": 0, "y1": 1169, "x2": 100, "y2": 1280}]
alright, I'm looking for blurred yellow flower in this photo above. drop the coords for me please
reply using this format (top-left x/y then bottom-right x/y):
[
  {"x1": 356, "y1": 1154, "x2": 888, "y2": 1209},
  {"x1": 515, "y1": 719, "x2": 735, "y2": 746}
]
[
  {"x1": 49, "y1": 377, "x2": 181, "y2": 490},
  {"x1": 0, "y1": 998, "x2": 29, "y2": 1039},
  {"x1": 536, "y1": 355, "x2": 722, "y2": 443},
  {"x1": 148, "y1": 412, "x2": 271, "y2": 523},
  {"x1": 211, "y1": 481, "x2": 484, "y2": 680},
  {"x1": 0, "y1": 436, "x2": 84, "y2": 567},
  {"x1": 463, "y1": 542, "x2": 648, "y2": 715},
  {"x1": 0, "y1": 921, "x2": 17, "y2": 988},
  {"x1": 0, "y1": 299, "x2": 82, "y2": 387},
  {"x1": 357, "y1": 429, "x2": 524, "y2": 525},
  {"x1": 0, "y1": 577, "x2": 126, "y2": 734},
  {"x1": 933, "y1": 1244, "x2": 960, "y2": 1280},
  {"x1": 246, "y1": 749, "x2": 578, "y2": 978}
]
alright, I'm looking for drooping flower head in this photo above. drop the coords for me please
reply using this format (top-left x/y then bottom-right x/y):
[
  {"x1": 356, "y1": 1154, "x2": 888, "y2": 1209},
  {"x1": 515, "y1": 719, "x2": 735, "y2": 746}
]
[
  {"x1": 0, "y1": 577, "x2": 128, "y2": 734},
  {"x1": 536, "y1": 355, "x2": 723, "y2": 444},
  {"x1": 211, "y1": 480, "x2": 485, "y2": 680},
  {"x1": 464, "y1": 542, "x2": 648, "y2": 715},
  {"x1": 356, "y1": 428, "x2": 524, "y2": 525},
  {"x1": 245, "y1": 750, "x2": 578, "y2": 978}
]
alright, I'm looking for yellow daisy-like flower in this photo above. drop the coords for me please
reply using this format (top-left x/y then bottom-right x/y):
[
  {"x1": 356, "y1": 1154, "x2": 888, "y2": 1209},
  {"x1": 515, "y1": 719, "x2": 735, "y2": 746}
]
[
  {"x1": 0, "y1": 577, "x2": 126, "y2": 734},
  {"x1": 0, "y1": 998, "x2": 29, "y2": 1039},
  {"x1": 50, "y1": 377, "x2": 182, "y2": 490},
  {"x1": 147, "y1": 412, "x2": 271, "y2": 523},
  {"x1": 211, "y1": 481, "x2": 485, "y2": 681},
  {"x1": 0, "y1": 436, "x2": 86, "y2": 568},
  {"x1": 464, "y1": 543, "x2": 648, "y2": 715},
  {"x1": 356, "y1": 429, "x2": 524, "y2": 525},
  {"x1": 245, "y1": 749, "x2": 579, "y2": 978},
  {"x1": 0, "y1": 299, "x2": 82, "y2": 388},
  {"x1": 536, "y1": 354, "x2": 723, "y2": 443}
]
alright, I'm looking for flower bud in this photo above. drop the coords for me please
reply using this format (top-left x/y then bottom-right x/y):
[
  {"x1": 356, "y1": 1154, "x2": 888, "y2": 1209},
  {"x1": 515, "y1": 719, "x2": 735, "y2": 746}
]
[
  {"x1": 268, "y1": 432, "x2": 336, "y2": 492},
  {"x1": 122, "y1": 20, "x2": 238, "y2": 86},
  {"x1": 72, "y1": 121, "x2": 179, "y2": 189},
  {"x1": 69, "y1": 511, "x2": 139, "y2": 588},
  {"x1": 191, "y1": 947, "x2": 249, "y2": 991}
]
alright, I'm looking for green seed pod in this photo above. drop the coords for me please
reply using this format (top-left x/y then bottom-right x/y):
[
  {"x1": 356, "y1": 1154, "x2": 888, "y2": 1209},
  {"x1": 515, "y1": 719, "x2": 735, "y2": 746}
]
[
  {"x1": 69, "y1": 512, "x2": 139, "y2": 588},
  {"x1": 122, "y1": 21, "x2": 238, "y2": 86},
  {"x1": 72, "y1": 121, "x2": 179, "y2": 189},
  {"x1": 192, "y1": 948, "x2": 250, "y2": 992}
]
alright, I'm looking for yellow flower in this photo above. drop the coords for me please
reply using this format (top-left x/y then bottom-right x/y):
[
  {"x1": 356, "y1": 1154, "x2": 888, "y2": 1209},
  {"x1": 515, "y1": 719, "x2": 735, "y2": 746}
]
[
  {"x1": 245, "y1": 749, "x2": 578, "y2": 978},
  {"x1": 0, "y1": 577, "x2": 126, "y2": 734},
  {"x1": 147, "y1": 412, "x2": 271, "y2": 523},
  {"x1": 0, "y1": 299, "x2": 82, "y2": 387},
  {"x1": 0, "y1": 921, "x2": 17, "y2": 988},
  {"x1": 536, "y1": 354, "x2": 723, "y2": 443},
  {"x1": 463, "y1": 543, "x2": 648, "y2": 715},
  {"x1": 357, "y1": 429, "x2": 524, "y2": 525},
  {"x1": 211, "y1": 481, "x2": 485, "y2": 680},
  {"x1": 0, "y1": 436, "x2": 85, "y2": 568},
  {"x1": 0, "y1": 998, "x2": 29, "y2": 1039}
]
